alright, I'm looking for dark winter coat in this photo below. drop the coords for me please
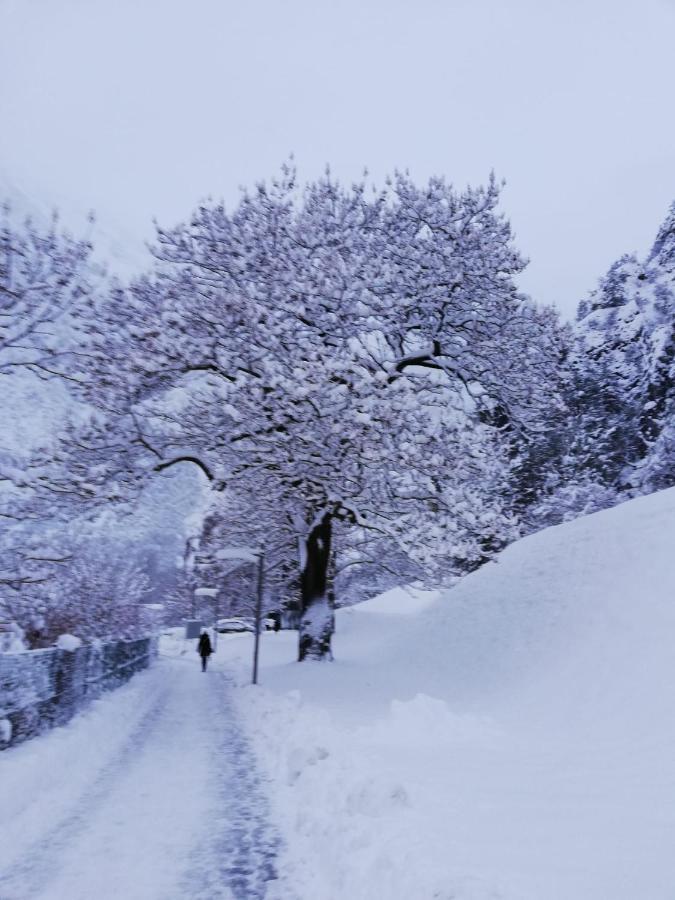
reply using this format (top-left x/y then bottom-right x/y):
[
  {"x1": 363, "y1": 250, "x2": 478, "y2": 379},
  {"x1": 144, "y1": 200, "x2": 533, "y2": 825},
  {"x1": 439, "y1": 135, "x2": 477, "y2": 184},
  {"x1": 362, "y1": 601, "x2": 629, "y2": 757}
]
[{"x1": 198, "y1": 633, "x2": 213, "y2": 657}]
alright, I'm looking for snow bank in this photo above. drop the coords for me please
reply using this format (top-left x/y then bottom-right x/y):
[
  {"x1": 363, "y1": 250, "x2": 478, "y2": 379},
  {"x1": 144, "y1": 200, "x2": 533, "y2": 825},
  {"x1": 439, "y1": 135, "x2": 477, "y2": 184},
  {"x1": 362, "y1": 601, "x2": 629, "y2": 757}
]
[
  {"x1": 238, "y1": 685, "x2": 503, "y2": 900},
  {"x1": 0, "y1": 622, "x2": 26, "y2": 654},
  {"x1": 348, "y1": 584, "x2": 441, "y2": 616},
  {"x1": 225, "y1": 487, "x2": 675, "y2": 900},
  {"x1": 55, "y1": 633, "x2": 83, "y2": 651}
]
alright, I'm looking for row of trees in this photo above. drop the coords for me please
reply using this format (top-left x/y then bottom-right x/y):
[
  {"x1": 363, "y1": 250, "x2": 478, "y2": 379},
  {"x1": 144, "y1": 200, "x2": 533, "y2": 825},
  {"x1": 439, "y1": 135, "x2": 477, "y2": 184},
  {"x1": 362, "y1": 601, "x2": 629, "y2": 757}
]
[
  {"x1": 0, "y1": 205, "x2": 95, "y2": 622},
  {"x1": 2, "y1": 173, "x2": 674, "y2": 657},
  {"x1": 518, "y1": 200, "x2": 675, "y2": 528}
]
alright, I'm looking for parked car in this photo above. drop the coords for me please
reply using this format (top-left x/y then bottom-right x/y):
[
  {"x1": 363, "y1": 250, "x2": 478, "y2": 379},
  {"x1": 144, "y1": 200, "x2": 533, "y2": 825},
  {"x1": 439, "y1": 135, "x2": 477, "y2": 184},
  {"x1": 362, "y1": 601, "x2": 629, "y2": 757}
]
[{"x1": 216, "y1": 617, "x2": 255, "y2": 633}]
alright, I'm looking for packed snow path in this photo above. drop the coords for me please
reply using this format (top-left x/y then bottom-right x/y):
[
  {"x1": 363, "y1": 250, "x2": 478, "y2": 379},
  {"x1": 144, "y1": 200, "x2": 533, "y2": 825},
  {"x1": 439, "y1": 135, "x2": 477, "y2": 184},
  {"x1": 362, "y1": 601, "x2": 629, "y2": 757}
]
[{"x1": 0, "y1": 657, "x2": 281, "y2": 900}]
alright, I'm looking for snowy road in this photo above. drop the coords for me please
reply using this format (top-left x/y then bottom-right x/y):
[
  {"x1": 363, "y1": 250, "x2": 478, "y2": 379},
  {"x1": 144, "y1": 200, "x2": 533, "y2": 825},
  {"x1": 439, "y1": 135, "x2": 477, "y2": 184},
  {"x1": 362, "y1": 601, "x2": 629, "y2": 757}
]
[{"x1": 0, "y1": 656, "x2": 282, "y2": 900}]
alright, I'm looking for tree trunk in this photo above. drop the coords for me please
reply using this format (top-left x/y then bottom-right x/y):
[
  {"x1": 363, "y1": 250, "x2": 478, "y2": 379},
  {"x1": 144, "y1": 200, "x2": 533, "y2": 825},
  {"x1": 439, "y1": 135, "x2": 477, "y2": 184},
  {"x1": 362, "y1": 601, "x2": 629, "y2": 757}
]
[{"x1": 298, "y1": 512, "x2": 334, "y2": 661}]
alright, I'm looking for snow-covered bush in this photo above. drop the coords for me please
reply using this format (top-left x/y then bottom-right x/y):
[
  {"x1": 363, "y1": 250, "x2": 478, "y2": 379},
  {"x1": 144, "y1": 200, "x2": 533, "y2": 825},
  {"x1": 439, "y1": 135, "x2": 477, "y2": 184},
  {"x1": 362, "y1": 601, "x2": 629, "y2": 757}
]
[
  {"x1": 0, "y1": 542, "x2": 150, "y2": 648},
  {"x1": 527, "y1": 477, "x2": 620, "y2": 529},
  {"x1": 55, "y1": 633, "x2": 82, "y2": 651}
]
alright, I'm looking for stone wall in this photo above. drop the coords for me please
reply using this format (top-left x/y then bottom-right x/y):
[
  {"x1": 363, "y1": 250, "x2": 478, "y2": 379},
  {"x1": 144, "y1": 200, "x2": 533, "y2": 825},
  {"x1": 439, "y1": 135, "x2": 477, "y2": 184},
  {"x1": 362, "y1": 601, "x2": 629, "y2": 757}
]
[{"x1": 0, "y1": 636, "x2": 158, "y2": 750}]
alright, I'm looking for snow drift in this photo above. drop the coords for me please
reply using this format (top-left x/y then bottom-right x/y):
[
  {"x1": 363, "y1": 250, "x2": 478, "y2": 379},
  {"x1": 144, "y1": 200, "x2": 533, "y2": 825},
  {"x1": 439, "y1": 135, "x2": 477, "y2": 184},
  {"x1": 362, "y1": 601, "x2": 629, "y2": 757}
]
[
  {"x1": 228, "y1": 486, "x2": 675, "y2": 900},
  {"x1": 3, "y1": 488, "x2": 673, "y2": 899}
]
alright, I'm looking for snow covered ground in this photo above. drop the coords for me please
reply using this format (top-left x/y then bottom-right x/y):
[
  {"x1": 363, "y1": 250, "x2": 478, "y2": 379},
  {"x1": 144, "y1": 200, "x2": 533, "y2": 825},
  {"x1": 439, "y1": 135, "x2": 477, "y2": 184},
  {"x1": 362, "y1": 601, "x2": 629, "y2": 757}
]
[
  {"x1": 2, "y1": 488, "x2": 675, "y2": 899},
  {"x1": 220, "y1": 487, "x2": 675, "y2": 899},
  {"x1": 0, "y1": 657, "x2": 285, "y2": 900}
]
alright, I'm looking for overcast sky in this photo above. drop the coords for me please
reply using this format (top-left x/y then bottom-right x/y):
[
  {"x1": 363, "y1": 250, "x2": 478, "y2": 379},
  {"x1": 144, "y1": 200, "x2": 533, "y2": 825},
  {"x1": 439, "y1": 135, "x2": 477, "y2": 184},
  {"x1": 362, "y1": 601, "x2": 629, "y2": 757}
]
[{"x1": 1, "y1": 0, "x2": 674, "y2": 316}]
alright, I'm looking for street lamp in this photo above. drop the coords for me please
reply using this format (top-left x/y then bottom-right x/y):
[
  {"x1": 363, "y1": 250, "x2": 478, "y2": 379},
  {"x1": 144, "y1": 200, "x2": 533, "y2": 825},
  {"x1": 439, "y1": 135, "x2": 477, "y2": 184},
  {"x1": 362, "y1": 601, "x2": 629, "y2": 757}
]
[{"x1": 215, "y1": 546, "x2": 265, "y2": 685}]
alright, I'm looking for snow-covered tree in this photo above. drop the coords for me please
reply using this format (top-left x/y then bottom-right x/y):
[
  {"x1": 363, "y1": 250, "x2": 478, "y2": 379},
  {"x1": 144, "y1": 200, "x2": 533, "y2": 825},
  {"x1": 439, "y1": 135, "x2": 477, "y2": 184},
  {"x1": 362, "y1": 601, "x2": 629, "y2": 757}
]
[
  {"x1": 0, "y1": 205, "x2": 96, "y2": 594},
  {"x1": 518, "y1": 199, "x2": 675, "y2": 529},
  {"x1": 0, "y1": 539, "x2": 150, "y2": 647},
  {"x1": 48, "y1": 167, "x2": 565, "y2": 659},
  {"x1": 0, "y1": 203, "x2": 94, "y2": 376},
  {"x1": 571, "y1": 201, "x2": 675, "y2": 498},
  {"x1": 0, "y1": 204, "x2": 212, "y2": 644}
]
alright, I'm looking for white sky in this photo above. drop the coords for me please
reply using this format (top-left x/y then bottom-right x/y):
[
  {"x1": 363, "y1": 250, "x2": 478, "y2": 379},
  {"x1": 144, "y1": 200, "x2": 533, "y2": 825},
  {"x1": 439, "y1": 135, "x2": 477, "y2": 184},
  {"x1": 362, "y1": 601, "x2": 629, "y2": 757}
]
[{"x1": 1, "y1": 0, "x2": 675, "y2": 316}]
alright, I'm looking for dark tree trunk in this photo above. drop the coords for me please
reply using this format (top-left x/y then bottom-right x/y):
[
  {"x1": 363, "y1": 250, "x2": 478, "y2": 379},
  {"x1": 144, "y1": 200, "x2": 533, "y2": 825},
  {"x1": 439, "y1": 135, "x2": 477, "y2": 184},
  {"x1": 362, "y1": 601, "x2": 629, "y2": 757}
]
[{"x1": 298, "y1": 512, "x2": 334, "y2": 661}]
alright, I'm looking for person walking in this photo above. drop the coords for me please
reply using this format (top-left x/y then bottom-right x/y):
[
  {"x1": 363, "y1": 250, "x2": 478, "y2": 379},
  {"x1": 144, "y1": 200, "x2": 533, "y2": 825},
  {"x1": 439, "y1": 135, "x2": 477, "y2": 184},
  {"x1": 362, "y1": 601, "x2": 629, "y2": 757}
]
[{"x1": 197, "y1": 630, "x2": 213, "y2": 672}]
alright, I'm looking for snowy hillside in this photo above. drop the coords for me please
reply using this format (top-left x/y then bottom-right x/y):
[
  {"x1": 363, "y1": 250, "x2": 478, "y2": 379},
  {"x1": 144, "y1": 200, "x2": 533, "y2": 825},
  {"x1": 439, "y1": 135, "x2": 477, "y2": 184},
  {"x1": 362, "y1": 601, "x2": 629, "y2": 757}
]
[
  {"x1": 575, "y1": 201, "x2": 675, "y2": 491},
  {"x1": 223, "y1": 487, "x2": 675, "y2": 899}
]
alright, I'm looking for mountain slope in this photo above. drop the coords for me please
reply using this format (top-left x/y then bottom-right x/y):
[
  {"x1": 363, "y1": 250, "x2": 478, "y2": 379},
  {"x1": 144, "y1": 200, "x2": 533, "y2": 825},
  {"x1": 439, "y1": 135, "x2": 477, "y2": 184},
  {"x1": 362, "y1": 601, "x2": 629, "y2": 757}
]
[{"x1": 575, "y1": 201, "x2": 675, "y2": 492}]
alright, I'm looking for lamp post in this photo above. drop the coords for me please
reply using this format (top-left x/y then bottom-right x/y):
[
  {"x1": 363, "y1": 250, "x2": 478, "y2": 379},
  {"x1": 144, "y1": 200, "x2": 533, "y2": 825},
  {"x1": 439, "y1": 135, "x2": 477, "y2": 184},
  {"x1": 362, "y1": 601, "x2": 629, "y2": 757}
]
[
  {"x1": 214, "y1": 546, "x2": 265, "y2": 685},
  {"x1": 252, "y1": 548, "x2": 265, "y2": 686}
]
